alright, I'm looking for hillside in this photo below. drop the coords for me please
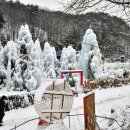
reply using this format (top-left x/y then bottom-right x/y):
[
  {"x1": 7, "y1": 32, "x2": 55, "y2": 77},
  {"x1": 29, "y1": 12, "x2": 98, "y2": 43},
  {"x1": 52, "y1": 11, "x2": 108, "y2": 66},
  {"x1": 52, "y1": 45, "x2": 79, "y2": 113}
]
[{"x1": 0, "y1": 0, "x2": 130, "y2": 58}]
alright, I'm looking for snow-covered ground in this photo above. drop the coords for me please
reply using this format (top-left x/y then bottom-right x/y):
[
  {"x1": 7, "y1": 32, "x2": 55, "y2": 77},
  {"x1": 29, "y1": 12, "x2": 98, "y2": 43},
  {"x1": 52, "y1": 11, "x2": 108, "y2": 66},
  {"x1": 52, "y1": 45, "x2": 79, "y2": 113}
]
[
  {"x1": 0, "y1": 106, "x2": 38, "y2": 130},
  {"x1": 1, "y1": 84, "x2": 130, "y2": 130}
]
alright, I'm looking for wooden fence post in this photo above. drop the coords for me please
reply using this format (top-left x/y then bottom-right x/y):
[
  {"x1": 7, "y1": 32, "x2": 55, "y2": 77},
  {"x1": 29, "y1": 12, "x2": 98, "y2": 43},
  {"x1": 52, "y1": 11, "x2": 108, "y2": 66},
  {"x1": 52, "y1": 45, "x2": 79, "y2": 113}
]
[{"x1": 83, "y1": 92, "x2": 95, "y2": 130}]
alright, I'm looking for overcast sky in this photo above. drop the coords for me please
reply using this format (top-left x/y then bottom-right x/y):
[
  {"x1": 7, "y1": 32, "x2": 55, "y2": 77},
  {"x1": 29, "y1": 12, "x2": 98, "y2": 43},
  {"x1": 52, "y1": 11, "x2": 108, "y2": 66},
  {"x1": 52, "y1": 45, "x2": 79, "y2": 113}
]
[{"x1": 11, "y1": 0, "x2": 68, "y2": 11}]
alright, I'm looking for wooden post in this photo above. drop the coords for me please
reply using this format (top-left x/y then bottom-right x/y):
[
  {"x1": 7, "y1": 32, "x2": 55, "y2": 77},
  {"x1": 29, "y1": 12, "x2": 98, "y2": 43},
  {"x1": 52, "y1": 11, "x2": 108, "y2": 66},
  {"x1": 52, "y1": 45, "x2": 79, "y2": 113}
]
[
  {"x1": 15, "y1": 125, "x2": 17, "y2": 130},
  {"x1": 69, "y1": 115, "x2": 70, "y2": 128},
  {"x1": 60, "y1": 80, "x2": 66, "y2": 119},
  {"x1": 84, "y1": 92, "x2": 95, "y2": 130},
  {"x1": 50, "y1": 81, "x2": 55, "y2": 121}
]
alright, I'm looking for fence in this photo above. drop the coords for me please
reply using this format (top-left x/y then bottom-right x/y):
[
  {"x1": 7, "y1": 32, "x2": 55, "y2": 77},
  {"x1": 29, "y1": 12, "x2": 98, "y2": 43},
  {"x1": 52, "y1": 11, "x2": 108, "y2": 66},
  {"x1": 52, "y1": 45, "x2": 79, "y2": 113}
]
[
  {"x1": 9, "y1": 113, "x2": 126, "y2": 130},
  {"x1": 10, "y1": 114, "x2": 85, "y2": 130},
  {"x1": 9, "y1": 93, "x2": 96, "y2": 130}
]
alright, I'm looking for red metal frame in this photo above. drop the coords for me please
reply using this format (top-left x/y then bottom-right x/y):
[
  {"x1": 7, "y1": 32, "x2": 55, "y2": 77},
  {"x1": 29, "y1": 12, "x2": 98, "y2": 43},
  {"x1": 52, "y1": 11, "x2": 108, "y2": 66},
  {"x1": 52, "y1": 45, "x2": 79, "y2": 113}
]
[{"x1": 61, "y1": 70, "x2": 83, "y2": 86}]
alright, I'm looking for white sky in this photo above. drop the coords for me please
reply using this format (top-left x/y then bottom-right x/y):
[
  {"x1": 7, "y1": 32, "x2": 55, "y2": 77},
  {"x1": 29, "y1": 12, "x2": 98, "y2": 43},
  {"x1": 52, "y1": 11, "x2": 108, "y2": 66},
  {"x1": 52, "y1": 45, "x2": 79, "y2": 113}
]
[{"x1": 11, "y1": 0, "x2": 68, "y2": 11}]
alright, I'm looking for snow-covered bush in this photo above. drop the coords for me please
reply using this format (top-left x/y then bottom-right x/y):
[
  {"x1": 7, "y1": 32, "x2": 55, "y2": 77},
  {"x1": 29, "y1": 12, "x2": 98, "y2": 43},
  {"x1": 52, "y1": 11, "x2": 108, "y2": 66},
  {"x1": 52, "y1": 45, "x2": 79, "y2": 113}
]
[{"x1": 0, "y1": 93, "x2": 34, "y2": 111}]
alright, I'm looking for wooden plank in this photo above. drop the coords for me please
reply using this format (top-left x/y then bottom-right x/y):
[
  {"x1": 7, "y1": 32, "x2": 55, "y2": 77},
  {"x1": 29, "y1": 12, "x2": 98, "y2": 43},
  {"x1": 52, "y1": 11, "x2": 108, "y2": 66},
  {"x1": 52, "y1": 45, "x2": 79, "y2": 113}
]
[
  {"x1": 84, "y1": 93, "x2": 95, "y2": 130},
  {"x1": 64, "y1": 80, "x2": 66, "y2": 90},
  {"x1": 60, "y1": 94, "x2": 65, "y2": 119},
  {"x1": 41, "y1": 111, "x2": 70, "y2": 113},
  {"x1": 44, "y1": 91, "x2": 73, "y2": 96}
]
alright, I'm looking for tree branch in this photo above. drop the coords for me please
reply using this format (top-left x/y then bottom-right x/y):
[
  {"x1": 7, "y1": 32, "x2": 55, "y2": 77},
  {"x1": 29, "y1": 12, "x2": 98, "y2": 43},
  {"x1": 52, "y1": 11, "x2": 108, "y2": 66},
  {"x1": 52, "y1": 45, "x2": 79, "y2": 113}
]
[{"x1": 107, "y1": 0, "x2": 130, "y2": 5}]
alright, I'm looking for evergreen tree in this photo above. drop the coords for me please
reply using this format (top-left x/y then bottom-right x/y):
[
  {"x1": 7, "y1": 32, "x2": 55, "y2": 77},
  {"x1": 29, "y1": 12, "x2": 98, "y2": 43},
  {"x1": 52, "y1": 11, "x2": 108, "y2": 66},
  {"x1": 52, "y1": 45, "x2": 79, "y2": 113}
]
[
  {"x1": 31, "y1": 27, "x2": 37, "y2": 42},
  {"x1": 64, "y1": 29, "x2": 81, "y2": 50},
  {"x1": 0, "y1": 34, "x2": 6, "y2": 46},
  {"x1": 0, "y1": 12, "x2": 5, "y2": 29}
]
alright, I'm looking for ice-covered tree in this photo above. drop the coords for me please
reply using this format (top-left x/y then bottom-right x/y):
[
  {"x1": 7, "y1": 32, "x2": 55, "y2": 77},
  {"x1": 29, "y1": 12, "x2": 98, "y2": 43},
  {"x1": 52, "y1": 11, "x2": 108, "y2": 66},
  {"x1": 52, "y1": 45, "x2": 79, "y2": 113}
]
[
  {"x1": 60, "y1": 45, "x2": 77, "y2": 86},
  {"x1": 79, "y1": 29, "x2": 102, "y2": 79},
  {"x1": 27, "y1": 39, "x2": 45, "y2": 89},
  {"x1": 43, "y1": 31, "x2": 48, "y2": 42},
  {"x1": 0, "y1": 24, "x2": 46, "y2": 91},
  {"x1": 2, "y1": 41, "x2": 19, "y2": 91},
  {"x1": 18, "y1": 24, "x2": 32, "y2": 43},
  {"x1": 43, "y1": 42, "x2": 54, "y2": 68},
  {"x1": 60, "y1": 45, "x2": 77, "y2": 71},
  {"x1": 90, "y1": 42, "x2": 102, "y2": 78},
  {"x1": 16, "y1": 24, "x2": 32, "y2": 91},
  {"x1": 17, "y1": 24, "x2": 45, "y2": 91},
  {"x1": 60, "y1": 47, "x2": 68, "y2": 70},
  {"x1": 43, "y1": 42, "x2": 58, "y2": 78}
]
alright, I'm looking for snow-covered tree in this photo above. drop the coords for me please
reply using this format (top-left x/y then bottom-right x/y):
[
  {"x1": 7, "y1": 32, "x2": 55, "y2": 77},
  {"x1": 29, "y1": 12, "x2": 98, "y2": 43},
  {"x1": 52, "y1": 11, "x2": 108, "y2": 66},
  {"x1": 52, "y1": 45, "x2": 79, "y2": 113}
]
[
  {"x1": 43, "y1": 42, "x2": 58, "y2": 78},
  {"x1": 17, "y1": 24, "x2": 45, "y2": 91},
  {"x1": 18, "y1": 24, "x2": 32, "y2": 43},
  {"x1": 60, "y1": 47, "x2": 68, "y2": 70},
  {"x1": 2, "y1": 41, "x2": 19, "y2": 91},
  {"x1": 90, "y1": 42, "x2": 102, "y2": 78},
  {"x1": 0, "y1": 24, "x2": 47, "y2": 91},
  {"x1": 60, "y1": 45, "x2": 77, "y2": 71},
  {"x1": 43, "y1": 31, "x2": 48, "y2": 42},
  {"x1": 60, "y1": 45, "x2": 77, "y2": 87},
  {"x1": 43, "y1": 42, "x2": 54, "y2": 68},
  {"x1": 26, "y1": 39, "x2": 45, "y2": 89},
  {"x1": 79, "y1": 29, "x2": 102, "y2": 79}
]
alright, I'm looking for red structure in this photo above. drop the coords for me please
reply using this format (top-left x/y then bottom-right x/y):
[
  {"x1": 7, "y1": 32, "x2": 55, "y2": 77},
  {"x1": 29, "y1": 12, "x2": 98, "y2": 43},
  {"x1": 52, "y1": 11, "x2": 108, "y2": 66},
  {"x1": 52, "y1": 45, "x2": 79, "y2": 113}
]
[{"x1": 61, "y1": 70, "x2": 83, "y2": 86}]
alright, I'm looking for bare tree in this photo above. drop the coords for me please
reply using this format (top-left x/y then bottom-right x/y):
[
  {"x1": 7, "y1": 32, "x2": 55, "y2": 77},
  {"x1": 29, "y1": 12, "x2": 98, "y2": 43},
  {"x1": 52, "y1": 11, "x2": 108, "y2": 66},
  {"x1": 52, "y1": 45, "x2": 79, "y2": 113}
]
[{"x1": 64, "y1": 0, "x2": 130, "y2": 21}]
